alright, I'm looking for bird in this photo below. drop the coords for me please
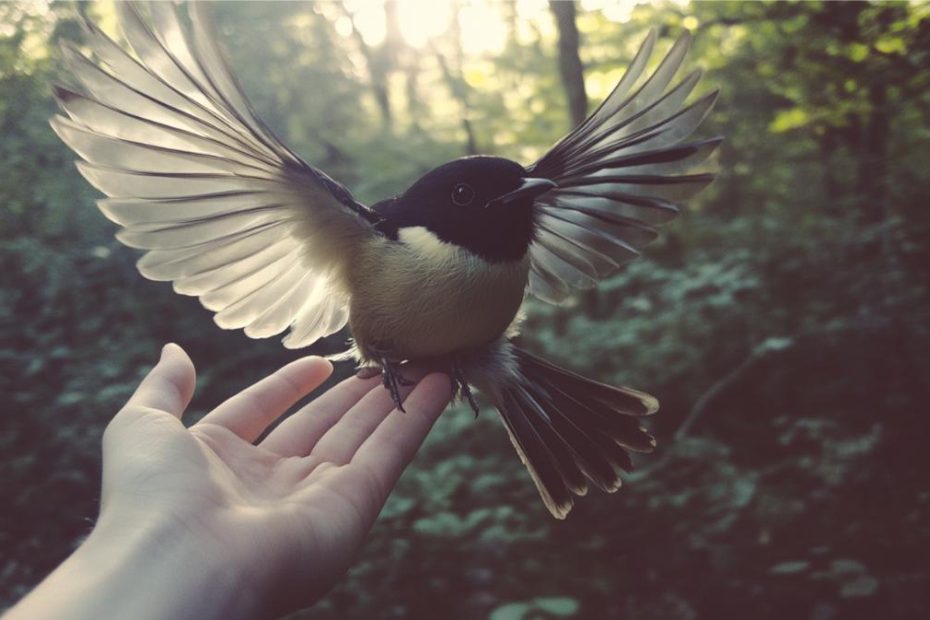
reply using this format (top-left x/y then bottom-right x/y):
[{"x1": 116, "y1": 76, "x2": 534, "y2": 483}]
[{"x1": 51, "y1": 2, "x2": 720, "y2": 519}]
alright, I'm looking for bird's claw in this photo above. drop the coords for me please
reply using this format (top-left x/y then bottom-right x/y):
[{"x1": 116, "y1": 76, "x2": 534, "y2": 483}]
[
  {"x1": 451, "y1": 364, "x2": 480, "y2": 417},
  {"x1": 379, "y1": 357, "x2": 408, "y2": 412}
]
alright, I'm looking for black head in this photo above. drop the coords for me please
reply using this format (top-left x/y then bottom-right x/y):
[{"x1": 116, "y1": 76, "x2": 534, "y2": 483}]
[{"x1": 374, "y1": 156, "x2": 557, "y2": 262}]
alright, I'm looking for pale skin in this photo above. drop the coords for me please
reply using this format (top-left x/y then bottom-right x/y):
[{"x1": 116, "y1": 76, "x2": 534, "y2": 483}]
[{"x1": 6, "y1": 343, "x2": 452, "y2": 620}]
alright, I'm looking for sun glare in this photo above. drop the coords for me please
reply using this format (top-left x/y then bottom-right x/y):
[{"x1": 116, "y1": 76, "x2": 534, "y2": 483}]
[
  {"x1": 397, "y1": 0, "x2": 451, "y2": 48},
  {"x1": 581, "y1": 0, "x2": 638, "y2": 23},
  {"x1": 457, "y1": 3, "x2": 508, "y2": 54},
  {"x1": 342, "y1": 0, "x2": 516, "y2": 54}
]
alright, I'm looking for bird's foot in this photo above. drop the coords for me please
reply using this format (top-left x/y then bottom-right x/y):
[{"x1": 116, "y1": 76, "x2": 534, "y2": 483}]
[
  {"x1": 357, "y1": 363, "x2": 414, "y2": 385},
  {"x1": 450, "y1": 363, "x2": 480, "y2": 418},
  {"x1": 379, "y1": 357, "x2": 410, "y2": 412},
  {"x1": 364, "y1": 342, "x2": 413, "y2": 412}
]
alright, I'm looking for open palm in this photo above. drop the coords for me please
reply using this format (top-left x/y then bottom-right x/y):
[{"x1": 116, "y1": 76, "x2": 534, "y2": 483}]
[{"x1": 102, "y1": 344, "x2": 451, "y2": 615}]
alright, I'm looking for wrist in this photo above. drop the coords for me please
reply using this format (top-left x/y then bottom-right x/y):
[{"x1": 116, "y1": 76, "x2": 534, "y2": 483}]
[
  {"x1": 9, "y1": 507, "x2": 264, "y2": 620},
  {"x1": 93, "y1": 507, "x2": 265, "y2": 620}
]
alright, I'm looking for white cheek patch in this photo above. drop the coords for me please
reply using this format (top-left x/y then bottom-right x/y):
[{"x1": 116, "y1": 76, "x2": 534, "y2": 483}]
[
  {"x1": 396, "y1": 226, "x2": 528, "y2": 288},
  {"x1": 398, "y1": 226, "x2": 469, "y2": 265}
]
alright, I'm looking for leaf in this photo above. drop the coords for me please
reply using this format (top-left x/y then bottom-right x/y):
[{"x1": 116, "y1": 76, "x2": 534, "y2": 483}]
[
  {"x1": 769, "y1": 107, "x2": 809, "y2": 133},
  {"x1": 770, "y1": 560, "x2": 810, "y2": 575},
  {"x1": 490, "y1": 597, "x2": 580, "y2": 620},
  {"x1": 874, "y1": 36, "x2": 905, "y2": 55}
]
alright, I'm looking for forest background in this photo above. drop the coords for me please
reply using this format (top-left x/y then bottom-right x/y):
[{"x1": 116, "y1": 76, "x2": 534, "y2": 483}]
[{"x1": 2, "y1": 1, "x2": 929, "y2": 618}]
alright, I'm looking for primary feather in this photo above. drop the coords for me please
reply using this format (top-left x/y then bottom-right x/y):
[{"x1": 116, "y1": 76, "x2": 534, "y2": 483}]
[
  {"x1": 528, "y1": 29, "x2": 720, "y2": 304},
  {"x1": 52, "y1": 1, "x2": 375, "y2": 349}
]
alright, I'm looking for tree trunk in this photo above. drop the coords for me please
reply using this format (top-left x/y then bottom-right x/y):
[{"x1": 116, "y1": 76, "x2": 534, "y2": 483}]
[
  {"x1": 432, "y1": 47, "x2": 478, "y2": 155},
  {"x1": 338, "y1": 4, "x2": 393, "y2": 130},
  {"x1": 860, "y1": 83, "x2": 900, "y2": 311},
  {"x1": 404, "y1": 54, "x2": 424, "y2": 134},
  {"x1": 550, "y1": 2, "x2": 599, "y2": 316},
  {"x1": 818, "y1": 127, "x2": 839, "y2": 203},
  {"x1": 433, "y1": 4, "x2": 478, "y2": 155},
  {"x1": 857, "y1": 84, "x2": 889, "y2": 226},
  {"x1": 549, "y1": 1, "x2": 588, "y2": 126}
]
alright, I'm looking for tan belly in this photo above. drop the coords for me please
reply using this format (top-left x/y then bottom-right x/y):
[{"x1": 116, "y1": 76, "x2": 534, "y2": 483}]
[{"x1": 346, "y1": 229, "x2": 528, "y2": 360}]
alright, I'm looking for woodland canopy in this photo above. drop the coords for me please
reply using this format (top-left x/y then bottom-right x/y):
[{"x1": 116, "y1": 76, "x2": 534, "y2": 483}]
[{"x1": 2, "y1": 1, "x2": 929, "y2": 618}]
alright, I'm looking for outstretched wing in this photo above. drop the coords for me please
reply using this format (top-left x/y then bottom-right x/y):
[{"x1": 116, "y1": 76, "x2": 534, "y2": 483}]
[
  {"x1": 52, "y1": 1, "x2": 378, "y2": 348},
  {"x1": 527, "y1": 30, "x2": 721, "y2": 304}
]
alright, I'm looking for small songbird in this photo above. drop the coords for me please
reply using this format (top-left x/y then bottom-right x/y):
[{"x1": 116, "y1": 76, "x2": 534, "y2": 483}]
[{"x1": 52, "y1": 2, "x2": 719, "y2": 518}]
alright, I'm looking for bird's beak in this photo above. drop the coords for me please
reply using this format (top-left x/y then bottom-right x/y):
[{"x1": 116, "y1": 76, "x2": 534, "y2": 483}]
[{"x1": 487, "y1": 177, "x2": 558, "y2": 209}]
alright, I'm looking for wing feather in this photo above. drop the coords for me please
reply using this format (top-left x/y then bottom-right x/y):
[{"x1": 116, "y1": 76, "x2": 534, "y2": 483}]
[
  {"x1": 51, "y1": 116, "x2": 258, "y2": 176},
  {"x1": 529, "y1": 266, "x2": 571, "y2": 305},
  {"x1": 54, "y1": 2, "x2": 376, "y2": 346},
  {"x1": 79, "y1": 12, "x2": 255, "y2": 156},
  {"x1": 137, "y1": 223, "x2": 290, "y2": 280},
  {"x1": 173, "y1": 241, "x2": 297, "y2": 296},
  {"x1": 245, "y1": 274, "x2": 320, "y2": 339},
  {"x1": 213, "y1": 260, "x2": 307, "y2": 328},
  {"x1": 98, "y1": 194, "x2": 291, "y2": 227},
  {"x1": 528, "y1": 31, "x2": 720, "y2": 303},
  {"x1": 53, "y1": 85, "x2": 277, "y2": 172},
  {"x1": 284, "y1": 284, "x2": 351, "y2": 350}
]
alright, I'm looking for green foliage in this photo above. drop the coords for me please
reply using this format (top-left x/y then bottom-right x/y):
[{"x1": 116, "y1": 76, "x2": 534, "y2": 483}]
[
  {"x1": 490, "y1": 597, "x2": 579, "y2": 620},
  {"x1": 2, "y1": 1, "x2": 930, "y2": 618}
]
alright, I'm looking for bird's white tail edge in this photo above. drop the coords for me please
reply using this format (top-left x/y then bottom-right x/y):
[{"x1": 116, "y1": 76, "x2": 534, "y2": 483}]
[{"x1": 471, "y1": 342, "x2": 658, "y2": 519}]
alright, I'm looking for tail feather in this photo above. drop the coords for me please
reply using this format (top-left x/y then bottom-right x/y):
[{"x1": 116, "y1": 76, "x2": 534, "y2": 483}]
[
  {"x1": 485, "y1": 345, "x2": 658, "y2": 519},
  {"x1": 535, "y1": 376, "x2": 637, "y2": 478},
  {"x1": 529, "y1": 388, "x2": 622, "y2": 493},
  {"x1": 496, "y1": 389, "x2": 578, "y2": 518},
  {"x1": 518, "y1": 349, "x2": 659, "y2": 416},
  {"x1": 535, "y1": 374, "x2": 657, "y2": 453}
]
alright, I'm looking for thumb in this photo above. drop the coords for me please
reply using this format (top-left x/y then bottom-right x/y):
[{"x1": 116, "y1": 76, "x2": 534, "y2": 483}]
[{"x1": 124, "y1": 343, "x2": 197, "y2": 418}]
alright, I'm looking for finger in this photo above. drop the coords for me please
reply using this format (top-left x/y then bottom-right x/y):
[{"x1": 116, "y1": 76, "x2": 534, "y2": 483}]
[
  {"x1": 124, "y1": 343, "x2": 196, "y2": 418},
  {"x1": 260, "y1": 374, "x2": 380, "y2": 457},
  {"x1": 298, "y1": 366, "x2": 430, "y2": 463},
  {"x1": 351, "y1": 373, "x2": 452, "y2": 495},
  {"x1": 197, "y1": 356, "x2": 332, "y2": 443}
]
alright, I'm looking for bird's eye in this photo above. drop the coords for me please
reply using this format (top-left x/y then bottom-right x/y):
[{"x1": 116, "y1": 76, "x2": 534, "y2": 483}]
[{"x1": 451, "y1": 183, "x2": 475, "y2": 206}]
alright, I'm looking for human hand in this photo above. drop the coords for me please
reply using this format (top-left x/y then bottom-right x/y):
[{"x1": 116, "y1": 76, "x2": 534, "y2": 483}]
[{"x1": 12, "y1": 343, "x2": 451, "y2": 620}]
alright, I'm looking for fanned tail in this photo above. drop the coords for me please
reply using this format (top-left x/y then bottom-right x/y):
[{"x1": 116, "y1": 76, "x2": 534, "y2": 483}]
[{"x1": 476, "y1": 345, "x2": 657, "y2": 519}]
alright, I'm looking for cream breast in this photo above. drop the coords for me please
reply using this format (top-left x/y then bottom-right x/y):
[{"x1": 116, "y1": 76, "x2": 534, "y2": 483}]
[{"x1": 347, "y1": 227, "x2": 529, "y2": 360}]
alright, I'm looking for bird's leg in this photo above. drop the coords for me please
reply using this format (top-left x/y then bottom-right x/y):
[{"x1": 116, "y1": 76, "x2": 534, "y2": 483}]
[
  {"x1": 365, "y1": 343, "x2": 413, "y2": 412},
  {"x1": 450, "y1": 362, "x2": 480, "y2": 418},
  {"x1": 379, "y1": 357, "x2": 407, "y2": 413}
]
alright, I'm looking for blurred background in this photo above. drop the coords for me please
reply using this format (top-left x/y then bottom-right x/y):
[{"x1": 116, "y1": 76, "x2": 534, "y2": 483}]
[{"x1": 2, "y1": 1, "x2": 929, "y2": 618}]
